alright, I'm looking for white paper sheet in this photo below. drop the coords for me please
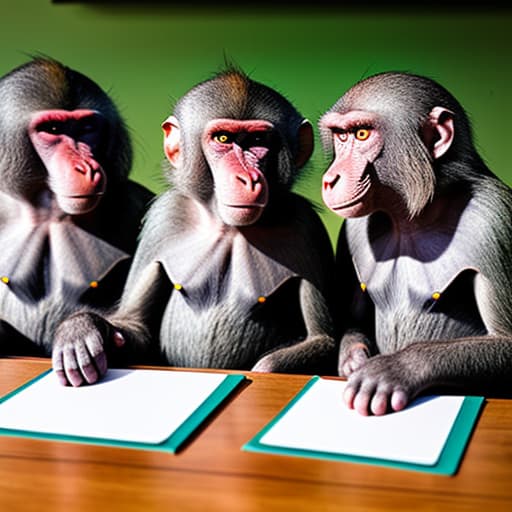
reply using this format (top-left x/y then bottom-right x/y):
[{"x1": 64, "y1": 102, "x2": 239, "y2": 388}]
[
  {"x1": 259, "y1": 378, "x2": 464, "y2": 466},
  {"x1": 0, "y1": 369, "x2": 228, "y2": 444}
]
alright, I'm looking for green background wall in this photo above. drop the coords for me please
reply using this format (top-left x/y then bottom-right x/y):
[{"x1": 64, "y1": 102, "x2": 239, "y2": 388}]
[{"x1": 2, "y1": 2, "x2": 511, "y2": 245}]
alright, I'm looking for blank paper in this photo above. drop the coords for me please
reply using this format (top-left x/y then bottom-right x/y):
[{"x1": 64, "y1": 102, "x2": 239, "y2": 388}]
[
  {"x1": 259, "y1": 378, "x2": 464, "y2": 466},
  {"x1": 0, "y1": 369, "x2": 230, "y2": 445}
]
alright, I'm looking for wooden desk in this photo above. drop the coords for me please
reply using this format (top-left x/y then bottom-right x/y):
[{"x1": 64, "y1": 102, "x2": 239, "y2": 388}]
[{"x1": 0, "y1": 358, "x2": 511, "y2": 512}]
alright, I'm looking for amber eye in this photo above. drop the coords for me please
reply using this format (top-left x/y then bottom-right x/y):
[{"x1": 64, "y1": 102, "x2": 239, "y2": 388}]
[
  {"x1": 213, "y1": 132, "x2": 233, "y2": 144},
  {"x1": 355, "y1": 128, "x2": 371, "y2": 141},
  {"x1": 336, "y1": 131, "x2": 349, "y2": 142}
]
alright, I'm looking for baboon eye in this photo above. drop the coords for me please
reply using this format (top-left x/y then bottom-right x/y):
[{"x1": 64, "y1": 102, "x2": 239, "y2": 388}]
[
  {"x1": 336, "y1": 131, "x2": 348, "y2": 142},
  {"x1": 246, "y1": 132, "x2": 271, "y2": 146},
  {"x1": 355, "y1": 128, "x2": 371, "y2": 141},
  {"x1": 37, "y1": 121, "x2": 64, "y2": 134},
  {"x1": 213, "y1": 132, "x2": 233, "y2": 144}
]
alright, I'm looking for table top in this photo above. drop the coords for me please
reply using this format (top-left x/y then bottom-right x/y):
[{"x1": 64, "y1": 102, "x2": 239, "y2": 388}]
[{"x1": 0, "y1": 357, "x2": 511, "y2": 512}]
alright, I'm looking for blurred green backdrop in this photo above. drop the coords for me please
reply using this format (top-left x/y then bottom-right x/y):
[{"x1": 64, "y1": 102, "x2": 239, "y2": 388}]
[{"x1": 1, "y1": 2, "x2": 511, "y2": 246}]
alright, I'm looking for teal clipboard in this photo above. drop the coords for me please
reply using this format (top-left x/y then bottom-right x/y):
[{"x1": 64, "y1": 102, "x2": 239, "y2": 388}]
[
  {"x1": 243, "y1": 376, "x2": 484, "y2": 475},
  {"x1": 0, "y1": 369, "x2": 245, "y2": 454}
]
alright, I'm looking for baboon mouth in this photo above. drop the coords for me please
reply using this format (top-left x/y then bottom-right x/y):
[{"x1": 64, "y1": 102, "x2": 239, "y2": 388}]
[
  {"x1": 65, "y1": 193, "x2": 105, "y2": 199},
  {"x1": 225, "y1": 203, "x2": 266, "y2": 209},
  {"x1": 332, "y1": 165, "x2": 372, "y2": 210}
]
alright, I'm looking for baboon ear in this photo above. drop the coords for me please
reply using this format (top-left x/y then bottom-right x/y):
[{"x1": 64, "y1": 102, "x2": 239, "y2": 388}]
[
  {"x1": 162, "y1": 115, "x2": 181, "y2": 166},
  {"x1": 295, "y1": 120, "x2": 314, "y2": 168},
  {"x1": 423, "y1": 107, "x2": 455, "y2": 160}
]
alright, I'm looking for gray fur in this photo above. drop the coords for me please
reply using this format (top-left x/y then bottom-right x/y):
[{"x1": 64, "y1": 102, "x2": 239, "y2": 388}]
[
  {"x1": 123, "y1": 189, "x2": 333, "y2": 370},
  {"x1": 53, "y1": 69, "x2": 337, "y2": 385},
  {"x1": 0, "y1": 58, "x2": 154, "y2": 356},
  {"x1": 0, "y1": 57, "x2": 133, "y2": 199},
  {"x1": 168, "y1": 68, "x2": 306, "y2": 200},
  {"x1": 322, "y1": 72, "x2": 512, "y2": 414}
]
